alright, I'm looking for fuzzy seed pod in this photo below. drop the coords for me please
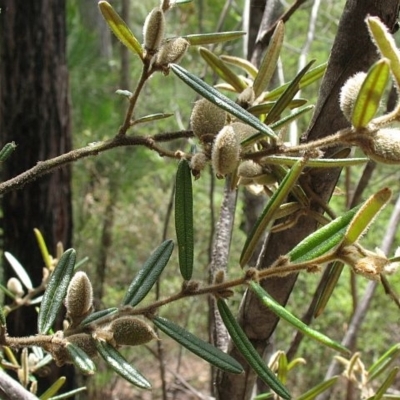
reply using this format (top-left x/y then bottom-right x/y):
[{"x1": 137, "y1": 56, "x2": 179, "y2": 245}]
[
  {"x1": 353, "y1": 129, "x2": 400, "y2": 164},
  {"x1": 156, "y1": 38, "x2": 189, "y2": 66},
  {"x1": 190, "y1": 99, "x2": 226, "y2": 142},
  {"x1": 190, "y1": 152, "x2": 208, "y2": 173},
  {"x1": 7, "y1": 277, "x2": 24, "y2": 297},
  {"x1": 211, "y1": 125, "x2": 240, "y2": 176},
  {"x1": 237, "y1": 87, "x2": 255, "y2": 109},
  {"x1": 67, "y1": 333, "x2": 98, "y2": 358},
  {"x1": 65, "y1": 272, "x2": 93, "y2": 322},
  {"x1": 230, "y1": 122, "x2": 258, "y2": 144},
  {"x1": 109, "y1": 317, "x2": 157, "y2": 347},
  {"x1": 213, "y1": 270, "x2": 225, "y2": 284},
  {"x1": 143, "y1": 7, "x2": 165, "y2": 53},
  {"x1": 339, "y1": 72, "x2": 366, "y2": 121},
  {"x1": 237, "y1": 160, "x2": 263, "y2": 178}
]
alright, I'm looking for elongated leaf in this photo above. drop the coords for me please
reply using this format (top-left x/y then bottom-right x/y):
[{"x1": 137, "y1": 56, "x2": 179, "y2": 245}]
[
  {"x1": 95, "y1": 340, "x2": 151, "y2": 389},
  {"x1": 240, "y1": 159, "x2": 305, "y2": 267},
  {"x1": 4, "y1": 252, "x2": 33, "y2": 290},
  {"x1": 260, "y1": 155, "x2": 367, "y2": 168},
  {"x1": 123, "y1": 240, "x2": 174, "y2": 306},
  {"x1": 38, "y1": 249, "x2": 76, "y2": 334},
  {"x1": 199, "y1": 47, "x2": 247, "y2": 92},
  {"x1": 0, "y1": 142, "x2": 16, "y2": 162},
  {"x1": 170, "y1": 64, "x2": 277, "y2": 140},
  {"x1": 81, "y1": 307, "x2": 118, "y2": 326},
  {"x1": 351, "y1": 59, "x2": 390, "y2": 128},
  {"x1": 265, "y1": 60, "x2": 315, "y2": 124},
  {"x1": 368, "y1": 343, "x2": 400, "y2": 381},
  {"x1": 220, "y1": 55, "x2": 258, "y2": 79},
  {"x1": 181, "y1": 31, "x2": 246, "y2": 46},
  {"x1": 34, "y1": 228, "x2": 52, "y2": 269},
  {"x1": 45, "y1": 387, "x2": 87, "y2": 400},
  {"x1": 153, "y1": 316, "x2": 243, "y2": 374},
  {"x1": 296, "y1": 376, "x2": 339, "y2": 400},
  {"x1": 217, "y1": 300, "x2": 291, "y2": 399},
  {"x1": 249, "y1": 282, "x2": 349, "y2": 354},
  {"x1": 133, "y1": 113, "x2": 173, "y2": 125},
  {"x1": 248, "y1": 99, "x2": 308, "y2": 116},
  {"x1": 175, "y1": 160, "x2": 194, "y2": 280},
  {"x1": 66, "y1": 343, "x2": 96, "y2": 375},
  {"x1": 342, "y1": 188, "x2": 391, "y2": 247},
  {"x1": 39, "y1": 377, "x2": 66, "y2": 400},
  {"x1": 367, "y1": 16, "x2": 400, "y2": 89},
  {"x1": 253, "y1": 21, "x2": 284, "y2": 98},
  {"x1": 373, "y1": 367, "x2": 399, "y2": 399},
  {"x1": 264, "y1": 62, "x2": 327, "y2": 101},
  {"x1": 98, "y1": 1, "x2": 143, "y2": 59}
]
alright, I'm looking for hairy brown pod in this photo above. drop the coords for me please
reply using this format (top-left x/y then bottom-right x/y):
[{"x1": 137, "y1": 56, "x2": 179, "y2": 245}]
[
  {"x1": 143, "y1": 7, "x2": 165, "y2": 53},
  {"x1": 339, "y1": 72, "x2": 366, "y2": 122},
  {"x1": 65, "y1": 271, "x2": 93, "y2": 322},
  {"x1": 156, "y1": 37, "x2": 190, "y2": 66}
]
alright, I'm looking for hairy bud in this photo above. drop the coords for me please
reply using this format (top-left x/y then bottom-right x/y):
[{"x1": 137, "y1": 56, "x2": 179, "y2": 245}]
[
  {"x1": 67, "y1": 333, "x2": 98, "y2": 358},
  {"x1": 213, "y1": 269, "x2": 226, "y2": 284},
  {"x1": 190, "y1": 152, "x2": 208, "y2": 175},
  {"x1": 156, "y1": 38, "x2": 189, "y2": 66},
  {"x1": 238, "y1": 160, "x2": 263, "y2": 178},
  {"x1": 190, "y1": 99, "x2": 226, "y2": 142},
  {"x1": 7, "y1": 277, "x2": 24, "y2": 297},
  {"x1": 339, "y1": 72, "x2": 366, "y2": 121},
  {"x1": 237, "y1": 87, "x2": 255, "y2": 109},
  {"x1": 230, "y1": 122, "x2": 258, "y2": 144},
  {"x1": 143, "y1": 7, "x2": 165, "y2": 54},
  {"x1": 66, "y1": 272, "x2": 93, "y2": 323},
  {"x1": 108, "y1": 317, "x2": 157, "y2": 347},
  {"x1": 211, "y1": 125, "x2": 240, "y2": 176}
]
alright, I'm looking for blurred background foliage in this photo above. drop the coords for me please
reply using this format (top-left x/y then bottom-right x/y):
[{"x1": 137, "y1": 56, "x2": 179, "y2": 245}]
[{"x1": 64, "y1": 0, "x2": 400, "y2": 398}]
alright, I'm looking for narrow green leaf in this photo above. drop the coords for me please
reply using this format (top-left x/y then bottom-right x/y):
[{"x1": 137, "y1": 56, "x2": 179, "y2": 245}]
[
  {"x1": 253, "y1": 21, "x2": 285, "y2": 98},
  {"x1": 38, "y1": 249, "x2": 76, "y2": 334},
  {"x1": 175, "y1": 0, "x2": 193, "y2": 4},
  {"x1": 181, "y1": 31, "x2": 246, "y2": 46},
  {"x1": 368, "y1": 344, "x2": 400, "y2": 381},
  {"x1": 373, "y1": 367, "x2": 399, "y2": 399},
  {"x1": 95, "y1": 340, "x2": 151, "y2": 389},
  {"x1": 4, "y1": 252, "x2": 33, "y2": 290},
  {"x1": 260, "y1": 155, "x2": 367, "y2": 168},
  {"x1": 199, "y1": 47, "x2": 247, "y2": 92},
  {"x1": 249, "y1": 282, "x2": 350, "y2": 354},
  {"x1": 133, "y1": 113, "x2": 173, "y2": 125},
  {"x1": 351, "y1": 59, "x2": 390, "y2": 128},
  {"x1": 296, "y1": 376, "x2": 339, "y2": 400},
  {"x1": 0, "y1": 306, "x2": 6, "y2": 326},
  {"x1": 342, "y1": 188, "x2": 391, "y2": 247},
  {"x1": 170, "y1": 64, "x2": 277, "y2": 140},
  {"x1": 34, "y1": 228, "x2": 52, "y2": 269},
  {"x1": 46, "y1": 387, "x2": 87, "y2": 400},
  {"x1": 66, "y1": 343, "x2": 96, "y2": 375},
  {"x1": 98, "y1": 1, "x2": 143, "y2": 59},
  {"x1": 248, "y1": 99, "x2": 308, "y2": 116},
  {"x1": 253, "y1": 393, "x2": 274, "y2": 400},
  {"x1": 39, "y1": 377, "x2": 66, "y2": 400},
  {"x1": 153, "y1": 316, "x2": 243, "y2": 374},
  {"x1": 220, "y1": 55, "x2": 258, "y2": 79},
  {"x1": 175, "y1": 160, "x2": 194, "y2": 280},
  {"x1": 217, "y1": 299, "x2": 291, "y2": 399},
  {"x1": 123, "y1": 240, "x2": 174, "y2": 306},
  {"x1": 0, "y1": 142, "x2": 16, "y2": 162},
  {"x1": 81, "y1": 307, "x2": 118, "y2": 326},
  {"x1": 240, "y1": 159, "x2": 305, "y2": 267},
  {"x1": 367, "y1": 16, "x2": 400, "y2": 89},
  {"x1": 264, "y1": 62, "x2": 327, "y2": 101},
  {"x1": 265, "y1": 60, "x2": 315, "y2": 124},
  {"x1": 288, "y1": 205, "x2": 361, "y2": 263}
]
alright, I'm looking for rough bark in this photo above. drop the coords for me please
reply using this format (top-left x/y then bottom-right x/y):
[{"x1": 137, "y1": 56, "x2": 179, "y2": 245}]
[
  {"x1": 0, "y1": 0, "x2": 73, "y2": 394},
  {"x1": 217, "y1": 1, "x2": 400, "y2": 399}
]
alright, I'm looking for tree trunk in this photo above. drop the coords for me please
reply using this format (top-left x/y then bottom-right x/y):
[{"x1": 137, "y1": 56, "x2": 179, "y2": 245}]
[
  {"x1": 217, "y1": 1, "x2": 400, "y2": 399},
  {"x1": 0, "y1": 0, "x2": 73, "y2": 394}
]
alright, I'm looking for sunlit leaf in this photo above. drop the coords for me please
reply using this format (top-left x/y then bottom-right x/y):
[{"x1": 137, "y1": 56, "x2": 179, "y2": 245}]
[
  {"x1": 4, "y1": 252, "x2": 33, "y2": 290},
  {"x1": 249, "y1": 282, "x2": 350, "y2": 354},
  {"x1": 98, "y1": 1, "x2": 143, "y2": 59},
  {"x1": 240, "y1": 159, "x2": 305, "y2": 267},
  {"x1": 372, "y1": 367, "x2": 399, "y2": 399},
  {"x1": 170, "y1": 64, "x2": 277, "y2": 140},
  {"x1": 342, "y1": 187, "x2": 391, "y2": 247},
  {"x1": 44, "y1": 387, "x2": 87, "y2": 400},
  {"x1": 38, "y1": 249, "x2": 76, "y2": 334},
  {"x1": 95, "y1": 340, "x2": 151, "y2": 389},
  {"x1": 39, "y1": 376, "x2": 66, "y2": 400},
  {"x1": 34, "y1": 228, "x2": 52, "y2": 269},
  {"x1": 368, "y1": 343, "x2": 400, "y2": 381},
  {"x1": 351, "y1": 59, "x2": 390, "y2": 128},
  {"x1": 66, "y1": 343, "x2": 96, "y2": 375},
  {"x1": 199, "y1": 47, "x2": 247, "y2": 92},
  {"x1": 217, "y1": 299, "x2": 291, "y2": 399},
  {"x1": 260, "y1": 155, "x2": 367, "y2": 168},
  {"x1": 253, "y1": 21, "x2": 284, "y2": 98},
  {"x1": 181, "y1": 31, "x2": 246, "y2": 46},
  {"x1": 123, "y1": 240, "x2": 174, "y2": 306},
  {"x1": 133, "y1": 113, "x2": 173, "y2": 125},
  {"x1": 153, "y1": 316, "x2": 243, "y2": 374},
  {"x1": 296, "y1": 376, "x2": 339, "y2": 400},
  {"x1": 175, "y1": 160, "x2": 194, "y2": 280},
  {"x1": 220, "y1": 55, "x2": 258, "y2": 78}
]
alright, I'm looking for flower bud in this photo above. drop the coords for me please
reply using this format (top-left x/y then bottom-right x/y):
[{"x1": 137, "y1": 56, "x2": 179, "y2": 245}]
[
  {"x1": 237, "y1": 160, "x2": 263, "y2": 178},
  {"x1": 143, "y1": 7, "x2": 165, "y2": 54},
  {"x1": 190, "y1": 99, "x2": 226, "y2": 142},
  {"x1": 190, "y1": 152, "x2": 208, "y2": 174},
  {"x1": 237, "y1": 87, "x2": 255, "y2": 109},
  {"x1": 156, "y1": 37, "x2": 189, "y2": 66},
  {"x1": 65, "y1": 272, "x2": 93, "y2": 322},
  {"x1": 213, "y1": 270, "x2": 225, "y2": 284},
  {"x1": 211, "y1": 125, "x2": 240, "y2": 176},
  {"x1": 339, "y1": 72, "x2": 366, "y2": 121},
  {"x1": 7, "y1": 277, "x2": 24, "y2": 297},
  {"x1": 230, "y1": 122, "x2": 258, "y2": 144},
  {"x1": 109, "y1": 317, "x2": 157, "y2": 347}
]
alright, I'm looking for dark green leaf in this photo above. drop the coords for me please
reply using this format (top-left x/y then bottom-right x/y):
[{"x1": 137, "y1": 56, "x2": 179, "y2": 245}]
[
  {"x1": 175, "y1": 160, "x2": 194, "y2": 280},
  {"x1": 66, "y1": 343, "x2": 96, "y2": 375},
  {"x1": 81, "y1": 307, "x2": 118, "y2": 326},
  {"x1": 217, "y1": 299, "x2": 291, "y2": 399},
  {"x1": 181, "y1": 31, "x2": 246, "y2": 46},
  {"x1": 153, "y1": 316, "x2": 243, "y2": 374},
  {"x1": 95, "y1": 340, "x2": 151, "y2": 389},
  {"x1": 38, "y1": 249, "x2": 76, "y2": 334},
  {"x1": 296, "y1": 376, "x2": 339, "y2": 400},
  {"x1": 123, "y1": 240, "x2": 174, "y2": 306},
  {"x1": 0, "y1": 142, "x2": 16, "y2": 162}
]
